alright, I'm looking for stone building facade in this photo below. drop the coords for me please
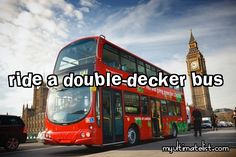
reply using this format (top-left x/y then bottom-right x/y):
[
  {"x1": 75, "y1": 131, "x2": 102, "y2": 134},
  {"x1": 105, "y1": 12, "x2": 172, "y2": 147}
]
[
  {"x1": 214, "y1": 108, "x2": 234, "y2": 123},
  {"x1": 186, "y1": 31, "x2": 213, "y2": 116},
  {"x1": 22, "y1": 83, "x2": 48, "y2": 136}
]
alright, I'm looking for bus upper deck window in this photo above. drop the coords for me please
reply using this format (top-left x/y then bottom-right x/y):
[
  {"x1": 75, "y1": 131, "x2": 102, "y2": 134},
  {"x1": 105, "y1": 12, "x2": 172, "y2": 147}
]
[{"x1": 103, "y1": 44, "x2": 120, "y2": 69}]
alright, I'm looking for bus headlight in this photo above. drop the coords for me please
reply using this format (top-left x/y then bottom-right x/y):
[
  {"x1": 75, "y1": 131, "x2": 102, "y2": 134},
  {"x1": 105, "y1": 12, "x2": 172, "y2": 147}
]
[
  {"x1": 86, "y1": 132, "x2": 91, "y2": 137},
  {"x1": 81, "y1": 132, "x2": 85, "y2": 138},
  {"x1": 45, "y1": 133, "x2": 51, "y2": 138}
]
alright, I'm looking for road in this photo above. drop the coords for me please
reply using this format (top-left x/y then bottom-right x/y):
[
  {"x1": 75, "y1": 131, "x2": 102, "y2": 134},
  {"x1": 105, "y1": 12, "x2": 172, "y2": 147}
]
[{"x1": 1, "y1": 127, "x2": 236, "y2": 157}]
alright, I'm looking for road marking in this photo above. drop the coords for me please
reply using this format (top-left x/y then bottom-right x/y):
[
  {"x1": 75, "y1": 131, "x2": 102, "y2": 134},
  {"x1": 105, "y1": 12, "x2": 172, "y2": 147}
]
[{"x1": 178, "y1": 133, "x2": 193, "y2": 137}]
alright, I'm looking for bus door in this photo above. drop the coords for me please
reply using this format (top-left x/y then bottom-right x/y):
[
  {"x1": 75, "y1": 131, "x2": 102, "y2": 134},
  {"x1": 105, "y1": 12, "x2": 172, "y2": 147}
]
[
  {"x1": 102, "y1": 88, "x2": 124, "y2": 144},
  {"x1": 150, "y1": 98, "x2": 161, "y2": 137}
]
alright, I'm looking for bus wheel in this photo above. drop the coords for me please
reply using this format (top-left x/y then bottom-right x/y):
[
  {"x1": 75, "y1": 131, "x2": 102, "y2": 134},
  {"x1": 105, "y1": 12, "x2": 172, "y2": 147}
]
[
  {"x1": 128, "y1": 127, "x2": 138, "y2": 145},
  {"x1": 172, "y1": 125, "x2": 178, "y2": 138}
]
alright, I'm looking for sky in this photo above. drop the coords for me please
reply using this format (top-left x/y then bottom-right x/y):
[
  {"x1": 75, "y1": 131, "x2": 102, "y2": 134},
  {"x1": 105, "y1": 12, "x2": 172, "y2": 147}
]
[{"x1": 0, "y1": 0, "x2": 236, "y2": 116}]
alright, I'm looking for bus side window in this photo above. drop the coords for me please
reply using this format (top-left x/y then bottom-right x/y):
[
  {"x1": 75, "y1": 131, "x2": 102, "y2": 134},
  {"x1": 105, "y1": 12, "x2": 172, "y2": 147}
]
[
  {"x1": 141, "y1": 95, "x2": 148, "y2": 115},
  {"x1": 124, "y1": 92, "x2": 140, "y2": 114},
  {"x1": 161, "y1": 100, "x2": 168, "y2": 116},
  {"x1": 167, "y1": 101, "x2": 177, "y2": 116},
  {"x1": 103, "y1": 44, "x2": 120, "y2": 69},
  {"x1": 175, "y1": 102, "x2": 181, "y2": 116},
  {"x1": 137, "y1": 60, "x2": 146, "y2": 75},
  {"x1": 146, "y1": 64, "x2": 156, "y2": 77},
  {"x1": 121, "y1": 52, "x2": 137, "y2": 73}
]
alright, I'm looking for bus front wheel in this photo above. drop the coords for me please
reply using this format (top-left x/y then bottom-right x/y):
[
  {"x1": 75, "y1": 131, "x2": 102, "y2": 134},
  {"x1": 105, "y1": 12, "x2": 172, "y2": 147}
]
[{"x1": 127, "y1": 127, "x2": 138, "y2": 145}]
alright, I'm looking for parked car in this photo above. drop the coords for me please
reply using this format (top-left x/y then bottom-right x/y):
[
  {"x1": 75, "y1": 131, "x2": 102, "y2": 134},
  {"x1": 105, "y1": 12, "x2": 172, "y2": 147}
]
[
  {"x1": 201, "y1": 117, "x2": 212, "y2": 129},
  {"x1": 218, "y1": 121, "x2": 227, "y2": 127},
  {"x1": 0, "y1": 115, "x2": 27, "y2": 151},
  {"x1": 225, "y1": 121, "x2": 233, "y2": 127},
  {"x1": 201, "y1": 119, "x2": 212, "y2": 128},
  {"x1": 37, "y1": 131, "x2": 45, "y2": 143}
]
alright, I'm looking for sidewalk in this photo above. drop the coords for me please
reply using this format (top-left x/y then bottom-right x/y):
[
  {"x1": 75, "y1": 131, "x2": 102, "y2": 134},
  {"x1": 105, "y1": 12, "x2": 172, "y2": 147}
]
[
  {"x1": 84, "y1": 128, "x2": 236, "y2": 157},
  {"x1": 84, "y1": 149, "x2": 236, "y2": 157}
]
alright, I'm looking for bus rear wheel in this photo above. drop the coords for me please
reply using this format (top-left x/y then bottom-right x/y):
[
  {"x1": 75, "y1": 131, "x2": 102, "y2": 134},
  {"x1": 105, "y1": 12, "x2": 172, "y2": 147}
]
[{"x1": 127, "y1": 127, "x2": 138, "y2": 145}]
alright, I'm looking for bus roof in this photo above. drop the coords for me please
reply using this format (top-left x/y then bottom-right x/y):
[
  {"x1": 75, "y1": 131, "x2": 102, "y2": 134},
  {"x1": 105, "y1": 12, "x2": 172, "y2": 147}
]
[{"x1": 61, "y1": 35, "x2": 172, "y2": 75}]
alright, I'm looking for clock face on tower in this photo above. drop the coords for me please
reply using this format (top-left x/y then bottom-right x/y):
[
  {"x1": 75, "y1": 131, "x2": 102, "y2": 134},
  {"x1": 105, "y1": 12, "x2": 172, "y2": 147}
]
[
  {"x1": 190, "y1": 60, "x2": 199, "y2": 70},
  {"x1": 189, "y1": 43, "x2": 196, "y2": 48}
]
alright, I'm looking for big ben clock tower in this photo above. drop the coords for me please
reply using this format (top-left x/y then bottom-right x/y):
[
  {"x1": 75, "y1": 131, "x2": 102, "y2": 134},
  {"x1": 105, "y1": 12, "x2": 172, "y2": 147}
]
[{"x1": 186, "y1": 30, "x2": 213, "y2": 115}]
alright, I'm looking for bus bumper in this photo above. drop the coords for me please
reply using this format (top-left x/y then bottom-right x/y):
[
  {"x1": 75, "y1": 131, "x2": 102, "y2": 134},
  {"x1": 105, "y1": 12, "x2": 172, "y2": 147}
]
[
  {"x1": 43, "y1": 131, "x2": 93, "y2": 145},
  {"x1": 44, "y1": 137, "x2": 92, "y2": 145}
]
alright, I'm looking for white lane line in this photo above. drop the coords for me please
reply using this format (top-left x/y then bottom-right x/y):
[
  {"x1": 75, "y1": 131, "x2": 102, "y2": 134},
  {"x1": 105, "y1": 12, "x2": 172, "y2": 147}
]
[{"x1": 178, "y1": 133, "x2": 193, "y2": 137}]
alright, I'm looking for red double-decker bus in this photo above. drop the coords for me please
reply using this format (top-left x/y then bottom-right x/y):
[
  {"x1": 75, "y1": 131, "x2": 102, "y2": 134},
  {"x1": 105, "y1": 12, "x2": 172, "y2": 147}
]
[{"x1": 44, "y1": 35, "x2": 187, "y2": 146}]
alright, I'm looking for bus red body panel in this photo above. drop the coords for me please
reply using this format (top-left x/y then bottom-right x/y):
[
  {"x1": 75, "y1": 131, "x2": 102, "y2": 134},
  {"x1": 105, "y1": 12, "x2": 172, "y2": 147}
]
[{"x1": 45, "y1": 36, "x2": 187, "y2": 146}]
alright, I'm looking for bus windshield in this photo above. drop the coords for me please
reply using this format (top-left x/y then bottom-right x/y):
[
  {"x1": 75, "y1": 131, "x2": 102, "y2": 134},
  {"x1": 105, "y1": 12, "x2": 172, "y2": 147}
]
[
  {"x1": 54, "y1": 39, "x2": 97, "y2": 72},
  {"x1": 47, "y1": 87, "x2": 91, "y2": 124}
]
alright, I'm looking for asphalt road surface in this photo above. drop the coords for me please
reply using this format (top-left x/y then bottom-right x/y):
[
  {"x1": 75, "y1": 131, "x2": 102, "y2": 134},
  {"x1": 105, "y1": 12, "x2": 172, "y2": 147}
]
[{"x1": 1, "y1": 127, "x2": 235, "y2": 157}]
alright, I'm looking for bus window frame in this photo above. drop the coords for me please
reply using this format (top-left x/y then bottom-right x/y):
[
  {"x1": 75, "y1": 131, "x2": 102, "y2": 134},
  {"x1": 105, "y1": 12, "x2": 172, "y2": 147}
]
[{"x1": 96, "y1": 87, "x2": 101, "y2": 127}]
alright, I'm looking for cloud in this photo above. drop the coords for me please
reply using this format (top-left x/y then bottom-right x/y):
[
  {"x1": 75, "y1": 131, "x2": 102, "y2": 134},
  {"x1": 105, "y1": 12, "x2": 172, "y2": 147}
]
[
  {"x1": 80, "y1": 0, "x2": 98, "y2": 8},
  {"x1": 89, "y1": 0, "x2": 236, "y2": 50},
  {"x1": 205, "y1": 47, "x2": 236, "y2": 109},
  {"x1": 89, "y1": 0, "x2": 236, "y2": 110},
  {"x1": 80, "y1": 7, "x2": 90, "y2": 13},
  {"x1": 26, "y1": 1, "x2": 53, "y2": 18},
  {"x1": 0, "y1": 0, "x2": 95, "y2": 74},
  {"x1": 0, "y1": 0, "x2": 21, "y2": 22},
  {"x1": 0, "y1": 0, "x2": 235, "y2": 116},
  {"x1": 0, "y1": 0, "x2": 96, "y2": 115},
  {"x1": 96, "y1": 0, "x2": 165, "y2": 38}
]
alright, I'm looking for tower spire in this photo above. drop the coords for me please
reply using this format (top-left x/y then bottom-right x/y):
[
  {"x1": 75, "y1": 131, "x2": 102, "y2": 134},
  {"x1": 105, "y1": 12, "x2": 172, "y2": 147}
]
[{"x1": 189, "y1": 29, "x2": 196, "y2": 44}]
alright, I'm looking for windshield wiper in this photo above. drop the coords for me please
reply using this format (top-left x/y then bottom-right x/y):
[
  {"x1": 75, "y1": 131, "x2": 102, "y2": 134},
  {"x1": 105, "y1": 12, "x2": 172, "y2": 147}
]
[{"x1": 69, "y1": 110, "x2": 85, "y2": 114}]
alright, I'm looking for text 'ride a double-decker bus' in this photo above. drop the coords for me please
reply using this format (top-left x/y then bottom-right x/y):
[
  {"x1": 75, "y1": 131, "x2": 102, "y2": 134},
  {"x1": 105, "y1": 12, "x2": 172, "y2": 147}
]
[{"x1": 44, "y1": 35, "x2": 187, "y2": 147}]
